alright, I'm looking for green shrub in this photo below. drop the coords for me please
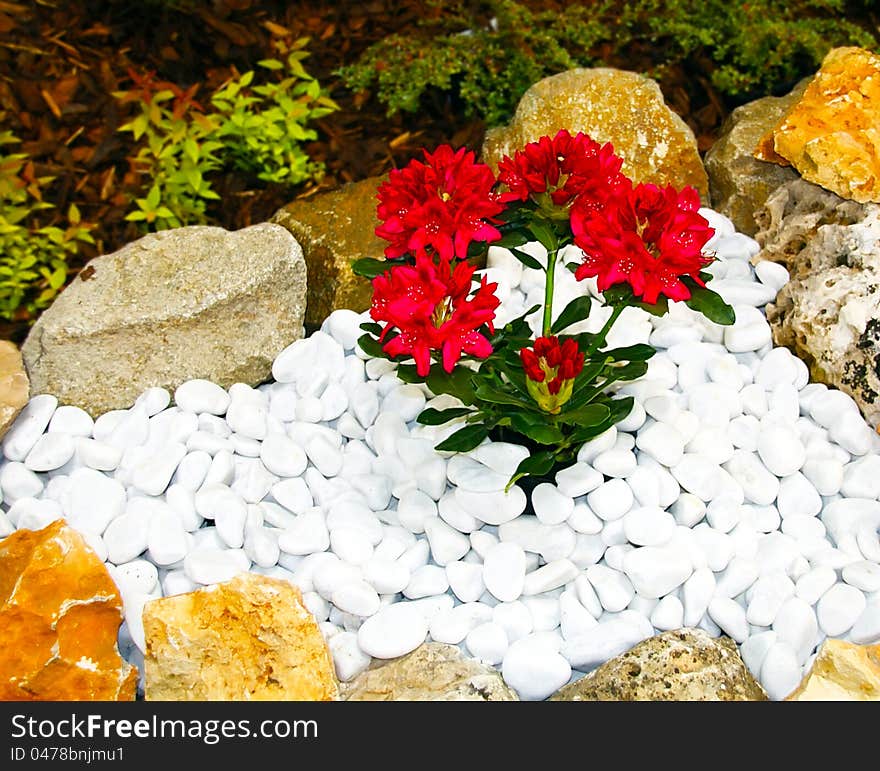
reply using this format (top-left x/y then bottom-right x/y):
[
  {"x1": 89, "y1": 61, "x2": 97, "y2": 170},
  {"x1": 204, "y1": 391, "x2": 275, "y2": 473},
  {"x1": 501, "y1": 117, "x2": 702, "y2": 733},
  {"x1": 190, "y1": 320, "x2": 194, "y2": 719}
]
[
  {"x1": 0, "y1": 128, "x2": 94, "y2": 322},
  {"x1": 337, "y1": 0, "x2": 877, "y2": 127},
  {"x1": 116, "y1": 38, "x2": 337, "y2": 231},
  {"x1": 212, "y1": 37, "x2": 339, "y2": 186}
]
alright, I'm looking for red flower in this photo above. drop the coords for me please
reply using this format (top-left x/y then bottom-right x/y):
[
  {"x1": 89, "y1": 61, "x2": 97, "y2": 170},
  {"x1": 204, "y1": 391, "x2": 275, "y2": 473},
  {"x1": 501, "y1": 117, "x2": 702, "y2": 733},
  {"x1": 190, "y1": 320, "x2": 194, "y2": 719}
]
[
  {"x1": 497, "y1": 130, "x2": 629, "y2": 208},
  {"x1": 571, "y1": 182, "x2": 715, "y2": 304},
  {"x1": 520, "y1": 336, "x2": 584, "y2": 414},
  {"x1": 375, "y1": 145, "x2": 505, "y2": 262},
  {"x1": 370, "y1": 255, "x2": 500, "y2": 376}
]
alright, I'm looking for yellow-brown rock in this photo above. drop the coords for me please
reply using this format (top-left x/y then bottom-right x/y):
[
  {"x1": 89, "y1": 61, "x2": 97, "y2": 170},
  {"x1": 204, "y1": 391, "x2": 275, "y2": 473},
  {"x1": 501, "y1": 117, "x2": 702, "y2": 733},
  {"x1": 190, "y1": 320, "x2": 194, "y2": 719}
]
[
  {"x1": 786, "y1": 638, "x2": 880, "y2": 701},
  {"x1": 482, "y1": 68, "x2": 709, "y2": 200},
  {"x1": 0, "y1": 341, "x2": 29, "y2": 441},
  {"x1": 0, "y1": 520, "x2": 137, "y2": 701},
  {"x1": 756, "y1": 47, "x2": 880, "y2": 203},
  {"x1": 143, "y1": 573, "x2": 338, "y2": 701},
  {"x1": 271, "y1": 176, "x2": 387, "y2": 329}
]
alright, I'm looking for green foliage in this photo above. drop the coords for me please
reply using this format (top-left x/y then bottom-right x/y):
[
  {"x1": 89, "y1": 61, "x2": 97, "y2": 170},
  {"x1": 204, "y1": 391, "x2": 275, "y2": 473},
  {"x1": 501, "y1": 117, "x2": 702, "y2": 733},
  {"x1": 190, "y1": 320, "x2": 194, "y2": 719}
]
[
  {"x1": 116, "y1": 38, "x2": 337, "y2": 231},
  {"x1": 337, "y1": 0, "x2": 877, "y2": 127},
  {"x1": 0, "y1": 128, "x2": 94, "y2": 322},
  {"x1": 211, "y1": 38, "x2": 339, "y2": 186}
]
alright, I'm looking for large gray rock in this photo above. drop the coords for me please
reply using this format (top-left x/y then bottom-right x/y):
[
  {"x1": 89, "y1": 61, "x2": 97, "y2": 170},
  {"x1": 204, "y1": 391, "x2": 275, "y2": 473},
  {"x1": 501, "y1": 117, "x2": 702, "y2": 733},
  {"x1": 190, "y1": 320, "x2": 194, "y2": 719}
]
[
  {"x1": 550, "y1": 628, "x2": 767, "y2": 701},
  {"x1": 754, "y1": 178, "x2": 880, "y2": 426},
  {"x1": 704, "y1": 81, "x2": 807, "y2": 236},
  {"x1": 22, "y1": 224, "x2": 306, "y2": 417},
  {"x1": 339, "y1": 643, "x2": 518, "y2": 701},
  {"x1": 481, "y1": 67, "x2": 709, "y2": 201}
]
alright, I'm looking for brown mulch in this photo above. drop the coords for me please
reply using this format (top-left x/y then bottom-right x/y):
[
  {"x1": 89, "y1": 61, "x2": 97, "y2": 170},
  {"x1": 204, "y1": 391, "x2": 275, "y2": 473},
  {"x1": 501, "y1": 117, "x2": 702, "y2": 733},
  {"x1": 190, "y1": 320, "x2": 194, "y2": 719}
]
[{"x1": 0, "y1": 0, "x2": 748, "y2": 343}]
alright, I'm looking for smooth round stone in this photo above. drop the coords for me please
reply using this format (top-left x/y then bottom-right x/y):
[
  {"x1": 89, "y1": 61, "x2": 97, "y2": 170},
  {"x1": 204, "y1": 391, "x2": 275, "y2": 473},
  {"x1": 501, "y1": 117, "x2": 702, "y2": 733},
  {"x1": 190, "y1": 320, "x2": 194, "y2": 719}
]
[
  {"x1": 828, "y1": 410, "x2": 874, "y2": 456},
  {"x1": 270, "y1": 477, "x2": 314, "y2": 516},
  {"x1": 857, "y1": 526, "x2": 880, "y2": 563},
  {"x1": 592, "y1": 448, "x2": 637, "y2": 478},
  {"x1": 305, "y1": 435, "x2": 343, "y2": 477},
  {"x1": 466, "y1": 622, "x2": 509, "y2": 666},
  {"x1": 429, "y1": 602, "x2": 493, "y2": 644},
  {"x1": 723, "y1": 450, "x2": 778, "y2": 506},
  {"x1": 147, "y1": 508, "x2": 189, "y2": 566},
  {"x1": 842, "y1": 561, "x2": 880, "y2": 593},
  {"x1": 323, "y1": 308, "x2": 363, "y2": 351},
  {"x1": 705, "y1": 496, "x2": 742, "y2": 534},
  {"x1": 586, "y1": 478, "x2": 633, "y2": 521},
  {"x1": 363, "y1": 558, "x2": 410, "y2": 595},
  {"x1": 559, "y1": 615, "x2": 653, "y2": 671},
  {"x1": 708, "y1": 597, "x2": 749, "y2": 643},
  {"x1": 66, "y1": 467, "x2": 126, "y2": 535},
  {"x1": 104, "y1": 508, "x2": 152, "y2": 565},
  {"x1": 454, "y1": 486, "x2": 527, "y2": 526},
  {"x1": 568, "y1": 502, "x2": 602, "y2": 535},
  {"x1": 850, "y1": 602, "x2": 880, "y2": 644},
  {"x1": 277, "y1": 509, "x2": 330, "y2": 556},
  {"x1": 259, "y1": 432, "x2": 308, "y2": 477},
  {"x1": 397, "y1": 489, "x2": 437, "y2": 534},
  {"x1": 330, "y1": 527, "x2": 374, "y2": 566},
  {"x1": 776, "y1": 472, "x2": 822, "y2": 519},
  {"x1": 320, "y1": 383, "x2": 349, "y2": 422},
  {"x1": 403, "y1": 564, "x2": 449, "y2": 599},
  {"x1": 357, "y1": 601, "x2": 429, "y2": 659},
  {"x1": 795, "y1": 567, "x2": 836, "y2": 606},
  {"x1": 312, "y1": 558, "x2": 361, "y2": 600},
  {"x1": 243, "y1": 523, "x2": 280, "y2": 568},
  {"x1": 576, "y1": 427, "x2": 617, "y2": 463},
  {"x1": 757, "y1": 422, "x2": 805, "y2": 477},
  {"x1": 650, "y1": 595, "x2": 684, "y2": 631},
  {"x1": 174, "y1": 380, "x2": 229, "y2": 415},
  {"x1": 729, "y1": 415, "x2": 760, "y2": 452},
  {"x1": 559, "y1": 589, "x2": 599, "y2": 639},
  {"x1": 423, "y1": 516, "x2": 470, "y2": 566},
  {"x1": 840, "y1": 455, "x2": 880, "y2": 499},
  {"x1": 47, "y1": 405, "x2": 94, "y2": 437},
  {"x1": 523, "y1": 559, "x2": 579, "y2": 596},
  {"x1": 382, "y1": 385, "x2": 426, "y2": 423},
  {"x1": 331, "y1": 580, "x2": 381, "y2": 617},
  {"x1": 715, "y1": 557, "x2": 759, "y2": 598},
  {"x1": 781, "y1": 515, "x2": 826, "y2": 542},
  {"x1": 75, "y1": 438, "x2": 122, "y2": 472},
  {"x1": 755, "y1": 260, "x2": 789, "y2": 291},
  {"x1": 531, "y1": 483, "x2": 574, "y2": 526},
  {"x1": 623, "y1": 543, "x2": 693, "y2": 599},
  {"x1": 585, "y1": 564, "x2": 634, "y2": 612},
  {"x1": 670, "y1": 493, "x2": 706, "y2": 527},
  {"x1": 746, "y1": 572, "x2": 795, "y2": 627},
  {"x1": 326, "y1": 631, "x2": 371, "y2": 682},
  {"x1": 23, "y1": 432, "x2": 75, "y2": 472},
  {"x1": 469, "y1": 442, "x2": 530, "y2": 477},
  {"x1": 446, "y1": 560, "x2": 485, "y2": 603},
  {"x1": 635, "y1": 422, "x2": 685, "y2": 467},
  {"x1": 622, "y1": 507, "x2": 675, "y2": 546},
  {"x1": 502, "y1": 637, "x2": 571, "y2": 701},
  {"x1": 493, "y1": 600, "x2": 534, "y2": 643},
  {"x1": 2, "y1": 394, "x2": 58, "y2": 461},
  {"x1": 7, "y1": 497, "x2": 62, "y2": 531},
  {"x1": 682, "y1": 567, "x2": 716, "y2": 627},
  {"x1": 773, "y1": 597, "x2": 819, "y2": 663},
  {"x1": 817, "y1": 583, "x2": 866, "y2": 636},
  {"x1": 483, "y1": 542, "x2": 526, "y2": 602},
  {"x1": 135, "y1": 387, "x2": 172, "y2": 417},
  {"x1": 183, "y1": 547, "x2": 250, "y2": 585},
  {"x1": 670, "y1": 454, "x2": 722, "y2": 502},
  {"x1": 131, "y1": 442, "x2": 187, "y2": 496},
  {"x1": 761, "y1": 641, "x2": 803, "y2": 700}
]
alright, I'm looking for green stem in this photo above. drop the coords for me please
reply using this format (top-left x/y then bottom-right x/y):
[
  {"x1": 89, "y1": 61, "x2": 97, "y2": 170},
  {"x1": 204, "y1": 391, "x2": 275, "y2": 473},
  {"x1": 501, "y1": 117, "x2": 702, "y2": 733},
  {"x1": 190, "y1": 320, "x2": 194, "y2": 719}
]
[
  {"x1": 586, "y1": 303, "x2": 626, "y2": 357},
  {"x1": 542, "y1": 247, "x2": 558, "y2": 337}
]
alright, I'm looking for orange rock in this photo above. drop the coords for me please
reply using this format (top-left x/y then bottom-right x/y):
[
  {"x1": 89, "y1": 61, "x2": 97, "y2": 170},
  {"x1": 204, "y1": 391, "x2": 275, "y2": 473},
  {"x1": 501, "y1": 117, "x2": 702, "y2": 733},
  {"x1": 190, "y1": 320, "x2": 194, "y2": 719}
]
[
  {"x1": 755, "y1": 47, "x2": 880, "y2": 202},
  {"x1": 143, "y1": 573, "x2": 338, "y2": 701},
  {"x1": 0, "y1": 520, "x2": 137, "y2": 701},
  {"x1": 0, "y1": 341, "x2": 29, "y2": 441}
]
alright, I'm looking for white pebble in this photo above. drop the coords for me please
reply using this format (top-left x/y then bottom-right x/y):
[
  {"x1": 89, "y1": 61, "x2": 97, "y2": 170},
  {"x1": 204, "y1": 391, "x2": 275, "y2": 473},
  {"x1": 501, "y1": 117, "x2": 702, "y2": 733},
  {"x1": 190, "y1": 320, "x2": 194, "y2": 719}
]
[
  {"x1": 816, "y1": 582, "x2": 866, "y2": 636},
  {"x1": 357, "y1": 601, "x2": 428, "y2": 658}
]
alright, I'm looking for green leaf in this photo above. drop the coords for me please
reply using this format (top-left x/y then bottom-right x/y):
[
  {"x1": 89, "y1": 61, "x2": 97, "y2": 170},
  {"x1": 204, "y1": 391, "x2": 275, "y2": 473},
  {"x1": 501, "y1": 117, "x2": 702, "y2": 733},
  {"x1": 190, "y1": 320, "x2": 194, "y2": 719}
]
[
  {"x1": 601, "y1": 343, "x2": 656, "y2": 362},
  {"x1": 602, "y1": 284, "x2": 669, "y2": 317},
  {"x1": 145, "y1": 185, "x2": 161, "y2": 210},
  {"x1": 435, "y1": 424, "x2": 489, "y2": 452},
  {"x1": 551, "y1": 295, "x2": 593, "y2": 334},
  {"x1": 357, "y1": 333, "x2": 388, "y2": 359},
  {"x1": 416, "y1": 407, "x2": 474, "y2": 425},
  {"x1": 684, "y1": 282, "x2": 736, "y2": 325},
  {"x1": 509, "y1": 247, "x2": 543, "y2": 271},
  {"x1": 351, "y1": 257, "x2": 389, "y2": 279},
  {"x1": 426, "y1": 366, "x2": 476, "y2": 405},
  {"x1": 258, "y1": 59, "x2": 284, "y2": 70},
  {"x1": 508, "y1": 413, "x2": 565, "y2": 445},
  {"x1": 506, "y1": 450, "x2": 558, "y2": 491},
  {"x1": 494, "y1": 230, "x2": 529, "y2": 249},
  {"x1": 396, "y1": 364, "x2": 421, "y2": 383},
  {"x1": 527, "y1": 220, "x2": 557, "y2": 253},
  {"x1": 359, "y1": 321, "x2": 383, "y2": 336},
  {"x1": 557, "y1": 403, "x2": 611, "y2": 427},
  {"x1": 473, "y1": 383, "x2": 534, "y2": 408}
]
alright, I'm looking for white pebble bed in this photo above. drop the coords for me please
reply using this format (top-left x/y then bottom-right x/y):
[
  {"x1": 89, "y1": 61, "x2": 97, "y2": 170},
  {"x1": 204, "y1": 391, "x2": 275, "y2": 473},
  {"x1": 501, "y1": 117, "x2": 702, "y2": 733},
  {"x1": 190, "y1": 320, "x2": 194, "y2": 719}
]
[{"x1": 3, "y1": 208, "x2": 880, "y2": 701}]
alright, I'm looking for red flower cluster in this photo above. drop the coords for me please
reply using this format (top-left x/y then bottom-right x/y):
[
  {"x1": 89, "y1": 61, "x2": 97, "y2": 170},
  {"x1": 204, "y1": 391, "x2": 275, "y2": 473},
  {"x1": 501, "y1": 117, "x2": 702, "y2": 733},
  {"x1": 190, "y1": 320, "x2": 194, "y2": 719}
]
[
  {"x1": 520, "y1": 336, "x2": 584, "y2": 394},
  {"x1": 370, "y1": 256, "x2": 500, "y2": 376},
  {"x1": 497, "y1": 129, "x2": 629, "y2": 208},
  {"x1": 375, "y1": 145, "x2": 505, "y2": 262},
  {"x1": 571, "y1": 183, "x2": 715, "y2": 304}
]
